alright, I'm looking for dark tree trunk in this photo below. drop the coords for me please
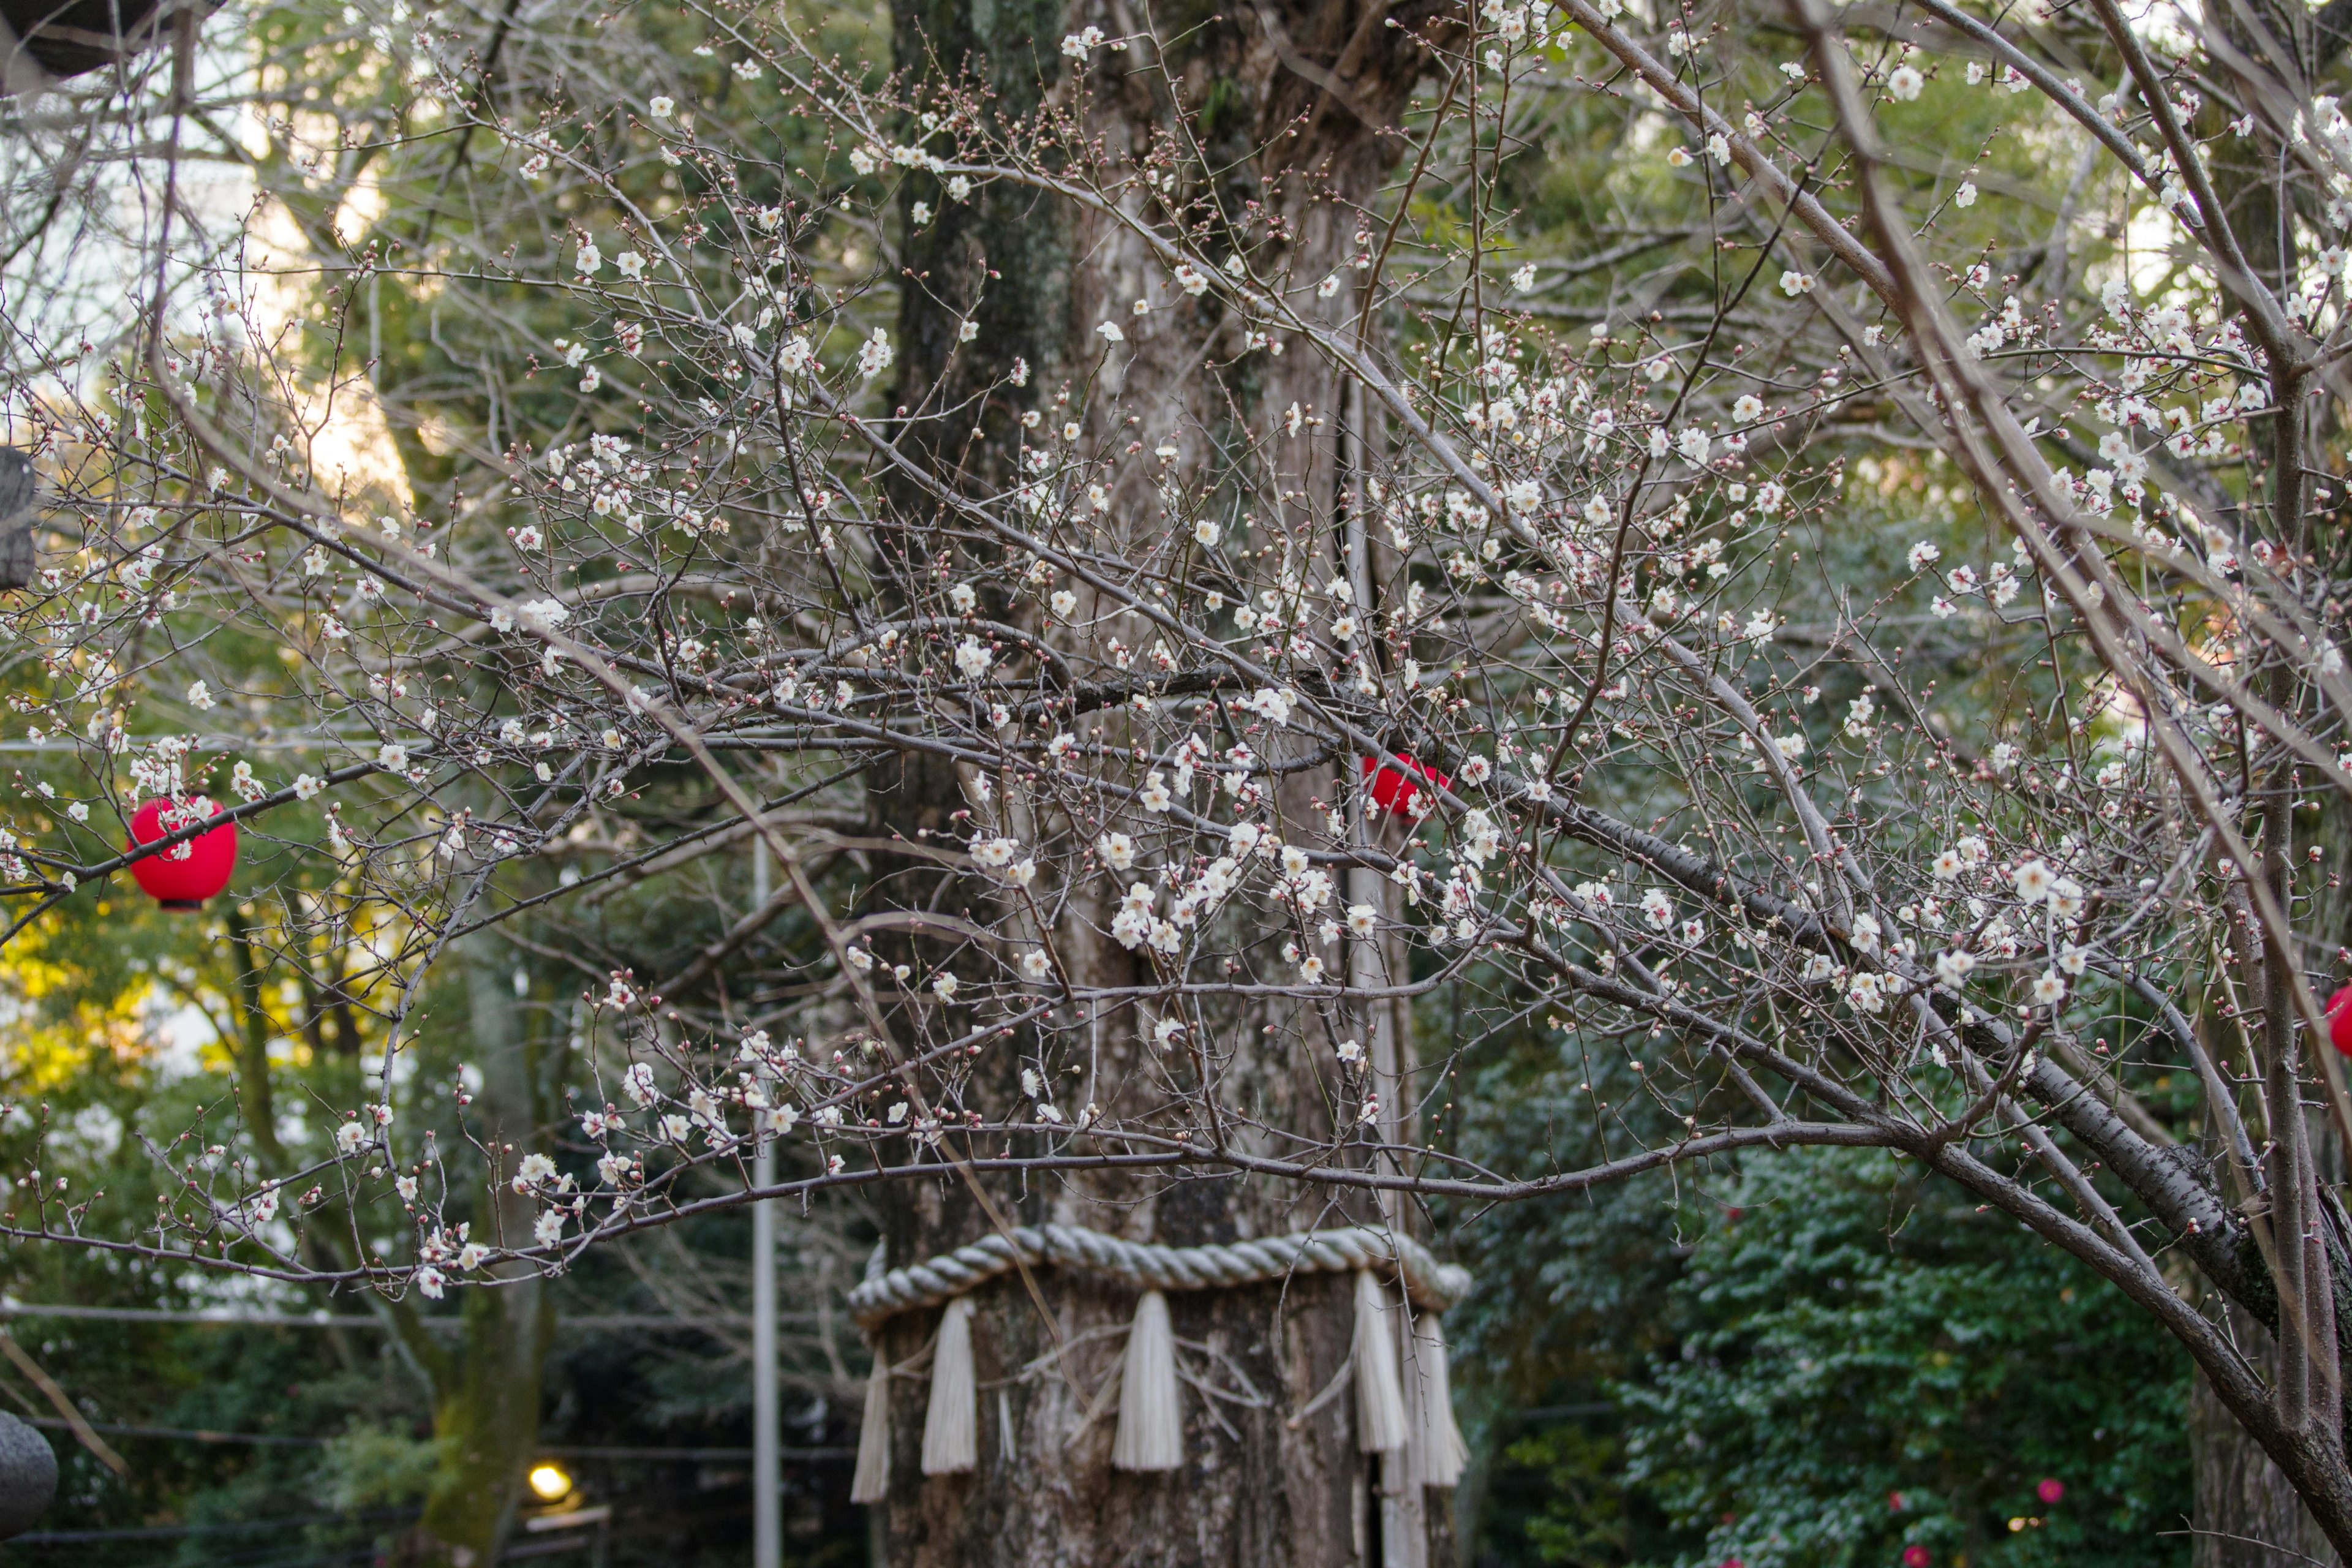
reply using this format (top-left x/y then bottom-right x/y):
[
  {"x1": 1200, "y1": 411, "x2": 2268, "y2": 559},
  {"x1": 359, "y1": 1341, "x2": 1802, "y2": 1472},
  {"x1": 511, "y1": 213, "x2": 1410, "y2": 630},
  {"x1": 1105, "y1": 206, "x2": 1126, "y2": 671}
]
[
  {"x1": 2196, "y1": 1303, "x2": 2342, "y2": 1568},
  {"x1": 865, "y1": 1, "x2": 1457, "y2": 1561},
  {"x1": 869, "y1": 1268, "x2": 1368, "y2": 1566},
  {"x1": 2185, "y1": 1, "x2": 2352, "y2": 1551}
]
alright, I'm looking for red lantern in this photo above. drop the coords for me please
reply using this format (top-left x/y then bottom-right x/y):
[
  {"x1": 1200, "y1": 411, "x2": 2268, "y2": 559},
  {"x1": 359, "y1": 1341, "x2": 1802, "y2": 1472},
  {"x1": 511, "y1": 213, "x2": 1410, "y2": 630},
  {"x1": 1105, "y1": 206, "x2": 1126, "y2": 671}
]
[
  {"x1": 126, "y1": 797, "x2": 238, "y2": 910},
  {"x1": 2331, "y1": 984, "x2": 2352, "y2": 1058},
  {"x1": 1360, "y1": 753, "x2": 1451, "y2": 815}
]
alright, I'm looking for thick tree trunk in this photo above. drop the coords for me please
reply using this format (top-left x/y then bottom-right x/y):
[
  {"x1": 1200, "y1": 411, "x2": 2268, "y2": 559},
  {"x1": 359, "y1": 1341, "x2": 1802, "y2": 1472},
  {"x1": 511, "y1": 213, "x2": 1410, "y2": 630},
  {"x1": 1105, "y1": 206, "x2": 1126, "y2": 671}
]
[
  {"x1": 2196, "y1": 1304, "x2": 2342, "y2": 1568},
  {"x1": 2187, "y1": 0, "x2": 2352, "y2": 1547},
  {"x1": 869, "y1": 1260, "x2": 1368, "y2": 1565},
  {"x1": 865, "y1": 1, "x2": 1456, "y2": 1562}
]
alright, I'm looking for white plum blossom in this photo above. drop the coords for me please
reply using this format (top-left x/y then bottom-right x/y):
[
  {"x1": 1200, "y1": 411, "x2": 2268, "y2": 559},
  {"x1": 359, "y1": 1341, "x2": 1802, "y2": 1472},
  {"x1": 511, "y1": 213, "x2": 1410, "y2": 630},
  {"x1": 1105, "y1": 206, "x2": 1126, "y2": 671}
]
[
  {"x1": 1847, "y1": 971, "x2": 1887, "y2": 1012},
  {"x1": 511, "y1": 1152, "x2": 557, "y2": 1192}
]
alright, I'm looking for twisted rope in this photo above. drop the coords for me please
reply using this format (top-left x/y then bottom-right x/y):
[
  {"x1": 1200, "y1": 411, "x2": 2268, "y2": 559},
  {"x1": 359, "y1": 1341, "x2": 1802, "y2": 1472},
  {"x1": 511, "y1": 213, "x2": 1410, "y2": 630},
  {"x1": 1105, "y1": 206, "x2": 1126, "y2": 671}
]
[{"x1": 848, "y1": 1223, "x2": 1473, "y2": 1329}]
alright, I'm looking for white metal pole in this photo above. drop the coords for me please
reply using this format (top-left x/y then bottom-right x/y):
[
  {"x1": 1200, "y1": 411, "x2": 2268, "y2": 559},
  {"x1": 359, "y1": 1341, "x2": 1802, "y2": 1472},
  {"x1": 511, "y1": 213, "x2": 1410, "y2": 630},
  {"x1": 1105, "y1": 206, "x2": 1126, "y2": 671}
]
[{"x1": 752, "y1": 839, "x2": 780, "y2": 1568}]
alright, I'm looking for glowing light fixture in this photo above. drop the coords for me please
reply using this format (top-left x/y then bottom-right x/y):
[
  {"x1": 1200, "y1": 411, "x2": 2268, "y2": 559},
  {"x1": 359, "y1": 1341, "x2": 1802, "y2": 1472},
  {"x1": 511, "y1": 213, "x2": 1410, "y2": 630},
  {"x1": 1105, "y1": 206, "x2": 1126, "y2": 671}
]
[{"x1": 527, "y1": 1463, "x2": 573, "y2": 1503}]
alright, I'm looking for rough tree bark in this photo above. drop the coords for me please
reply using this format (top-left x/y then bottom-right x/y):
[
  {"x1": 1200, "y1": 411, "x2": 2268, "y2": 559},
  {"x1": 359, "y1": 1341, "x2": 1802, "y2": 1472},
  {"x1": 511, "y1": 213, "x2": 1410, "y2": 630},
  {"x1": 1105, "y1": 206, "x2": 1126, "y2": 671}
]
[
  {"x1": 2189, "y1": 0, "x2": 2352, "y2": 1553},
  {"x1": 862, "y1": 2, "x2": 1457, "y2": 1562},
  {"x1": 2195, "y1": 1304, "x2": 2343, "y2": 1568}
]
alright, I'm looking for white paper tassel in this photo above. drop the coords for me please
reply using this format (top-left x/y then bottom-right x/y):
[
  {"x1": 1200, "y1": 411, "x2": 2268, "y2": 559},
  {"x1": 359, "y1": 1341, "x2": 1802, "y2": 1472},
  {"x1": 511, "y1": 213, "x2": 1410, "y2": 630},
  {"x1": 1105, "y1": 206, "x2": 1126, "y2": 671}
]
[
  {"x1": 921, "y1": 1297, "x2": 978, "y2": 1474},
  {"x1": 1404, "y1": 1312, "x2": 1469, "y2": 1488},
  {"x1": 1352, "y1": 1270, "x2": 1409, "y2": 1454},
  {"x1": 850, "y1": 1355, "x2": 891, "y2": 1504},
  {"x1": 1112, "y1": 1289, "x2": 1183, "y2": 1471}
]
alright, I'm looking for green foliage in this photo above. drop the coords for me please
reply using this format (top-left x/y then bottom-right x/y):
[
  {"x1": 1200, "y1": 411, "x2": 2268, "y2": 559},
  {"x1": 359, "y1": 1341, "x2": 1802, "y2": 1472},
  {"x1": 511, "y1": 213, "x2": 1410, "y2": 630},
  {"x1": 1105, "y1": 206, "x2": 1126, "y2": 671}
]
[
  {"x1": 1468, "y1": 1147, "x2": 2190, "y2": 1568},
  {"x1": 320, "y1": 1422, "x2": 441, "y2": 1512},
  {"x1": 1505, "y1": 1422, "x2": 1634, "y2": 1566}
]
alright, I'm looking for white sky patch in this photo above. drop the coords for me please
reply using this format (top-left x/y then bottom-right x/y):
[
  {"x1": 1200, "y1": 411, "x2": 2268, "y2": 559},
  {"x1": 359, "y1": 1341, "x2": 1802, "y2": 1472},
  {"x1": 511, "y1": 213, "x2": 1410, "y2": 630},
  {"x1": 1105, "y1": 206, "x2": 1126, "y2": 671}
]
[
  {"x1": 244, "y1": 198, "x2": 410, "y2": 500},
  {"x1": 2125, "y1": 202, "x2": 2193, "y2": 301},
  {"x1": 358, "y1": 1045, "x2": 420, "y2": 1091},
  {"x1": 56, "y1": 1102, "x2": 122, "y2": 1161},
  {"x1": 146, "y1": 996, "x2": 218, "y2": 1084}
]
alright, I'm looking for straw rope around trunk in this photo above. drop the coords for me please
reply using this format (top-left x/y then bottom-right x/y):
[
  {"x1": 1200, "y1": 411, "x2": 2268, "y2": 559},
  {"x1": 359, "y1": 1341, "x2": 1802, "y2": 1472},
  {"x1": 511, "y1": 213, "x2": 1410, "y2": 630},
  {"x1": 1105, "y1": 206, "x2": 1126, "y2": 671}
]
[
  {"x1": 847, "y1": 1223, "x2": 1472, "y2": 1329},
  {"x1": 848, "y1": 1223, "x2": 1474, "y2": 1496}
]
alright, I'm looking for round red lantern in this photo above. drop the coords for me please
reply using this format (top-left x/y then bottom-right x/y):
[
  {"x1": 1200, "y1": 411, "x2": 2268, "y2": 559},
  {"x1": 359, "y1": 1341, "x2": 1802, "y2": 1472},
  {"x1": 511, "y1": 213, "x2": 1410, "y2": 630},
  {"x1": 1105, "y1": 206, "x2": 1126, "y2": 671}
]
[
  {"x1": 1360, "y1": 753, "x2": 1451, "y2": 816},
  {"x1": 2330, "y1": 984, "x2": 2352, "y2": 1058},
  {"x1": 126, "y1": 797, "x2": 238, "y2": 910}
]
